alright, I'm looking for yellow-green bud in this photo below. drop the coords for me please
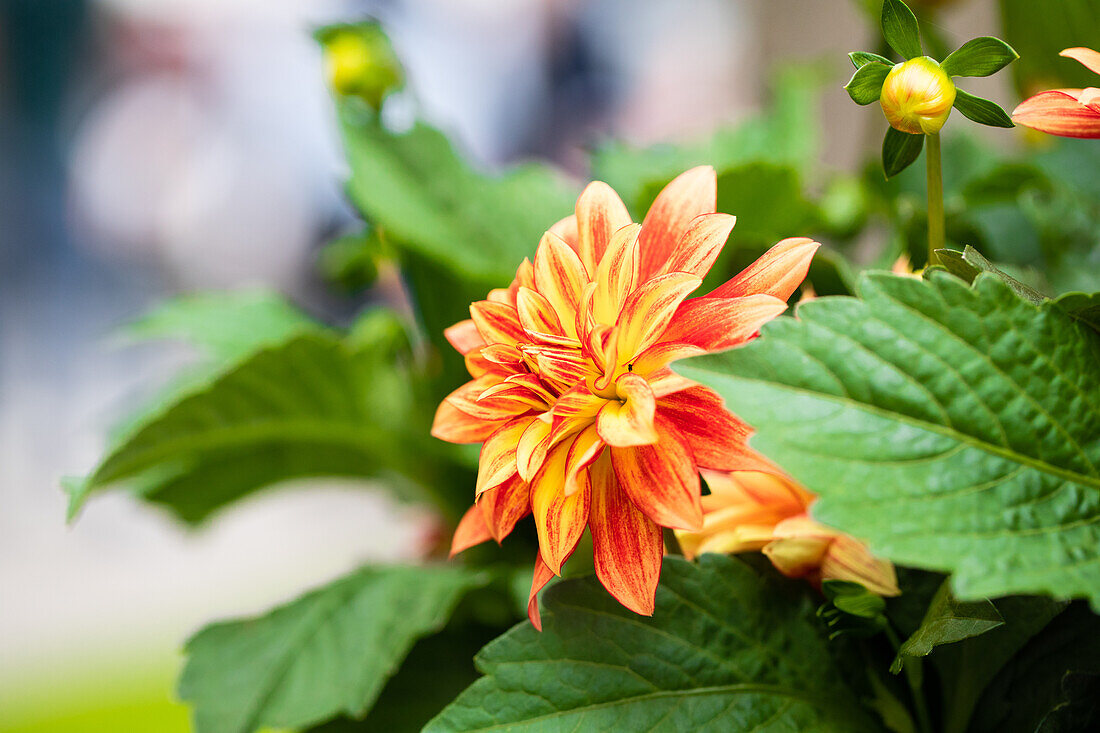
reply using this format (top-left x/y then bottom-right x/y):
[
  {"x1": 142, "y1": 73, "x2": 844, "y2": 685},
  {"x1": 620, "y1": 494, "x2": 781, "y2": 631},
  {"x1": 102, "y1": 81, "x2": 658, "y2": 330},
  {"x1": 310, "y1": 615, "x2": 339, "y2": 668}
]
[
  {"x1": 322, "y1": 26, "x2": 403, "y2": 110},
  {"x1": 880, "y1": 57, "x2": 956, "y2": 135}
]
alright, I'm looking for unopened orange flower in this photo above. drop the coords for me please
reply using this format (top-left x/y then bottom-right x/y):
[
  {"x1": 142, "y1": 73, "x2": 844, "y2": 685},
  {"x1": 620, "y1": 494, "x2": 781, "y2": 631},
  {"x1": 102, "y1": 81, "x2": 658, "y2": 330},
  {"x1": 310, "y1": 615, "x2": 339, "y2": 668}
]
[
  {"x1": 1012, "y1": 48, "x2": 1100, "y2": 138},
  {"x1": 677, "y1": 471, "x2": 900, "y2": 597},
  {"x1": 433, "y1": 166, "x2": 820, "y2": 626}
]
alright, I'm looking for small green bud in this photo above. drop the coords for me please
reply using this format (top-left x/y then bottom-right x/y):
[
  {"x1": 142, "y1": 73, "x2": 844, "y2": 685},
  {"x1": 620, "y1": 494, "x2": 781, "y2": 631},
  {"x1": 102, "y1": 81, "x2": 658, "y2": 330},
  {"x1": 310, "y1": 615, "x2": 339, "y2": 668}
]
[
  {"x1": 880, "y1": 57, "x2": 956, "y2": 135},
  {"x1": 319, "y1": 24, "x2": 403, "y2": 110}
]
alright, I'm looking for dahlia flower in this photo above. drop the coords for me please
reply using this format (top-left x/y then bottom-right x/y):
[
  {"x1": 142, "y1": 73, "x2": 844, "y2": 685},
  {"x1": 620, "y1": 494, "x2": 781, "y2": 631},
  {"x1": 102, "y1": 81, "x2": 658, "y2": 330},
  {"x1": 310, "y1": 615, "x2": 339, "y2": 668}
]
[{"x1": 433, "y1": 166, "x2": 819, "y2": 626}]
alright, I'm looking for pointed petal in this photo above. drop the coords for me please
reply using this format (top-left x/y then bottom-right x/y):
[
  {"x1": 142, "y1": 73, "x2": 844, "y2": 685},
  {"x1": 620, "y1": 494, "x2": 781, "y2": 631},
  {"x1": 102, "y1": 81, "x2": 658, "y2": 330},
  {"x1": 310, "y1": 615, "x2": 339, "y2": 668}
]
[
  {"x1": 478, "y1": 474, "x2": 531, "y2": 543},
  {"x1": 629, "y1": 341, "x2": 705, "y2": 376},
  {"x1": 564, "y1": 423, "x2": 604, "y2": 495},
  {"x1": 531, "y1": 441, "x2": 591, "y2": 574},
  {"x1": 516, "y1": 415, "x2": 552, "y2": 482},
  {"x1": 447, "y1": 378, "x2": 536, "y2": 422},
  {"x1": 528, "y1": 346, "x2": 591, "y2": 390},
  {"x1": 476, "y1": 417, "x2": 533, "y2": 496},
  {"x1": 480, "y1": 344, "x2": 525, "y2": 366},
  {"x1": 444, "y1": 319, "x2": 484, "y2": 354},
  {"x1": 591, "y1": 224, "x2": 641, "y2": 325},
  {"x1": 589, "y1": 454, "x2": 662, "y2": 615},
  {"x1": 450, "y1": 504, "x2": 492, "y2": 557},
  {"x1": 575, "y1": 181, "x2": 632, "y2": 273},
  {"x1": 1012, "y1": 90, "x2": 1100, "y2": 138},
  {"x1": 660, "y1": 213, "x2": 735, "y2": 277},
  {"x1": 616, "y1": 272, "x2": 701, "y2": 363},
  {"x1": 549, "y1": 214, "x2": 580, "y2": 254},
  {"x1": 596, "y1": 373, "x2": 658, "y2": 448},
  {"x1": 516, "y1": 286, "x2": 565, "y2": 337},
  {"x1": 534, "y1": 231, "x2": 589, "y2": 334},
  {"x1": 821, "y1": 533, "x2": 901, "y2": 596},
  {"x1": 549, "y1": 383, "x2": 605, "y2": 445},
  {"x1": 470, "y1": 301, "x2": 526, "y2": 346},
  {"x1": 637, "y1": 166, "x2": 716, "y2": 279},
  {"x1": 611, "y1": 416, "x2": 702, "y2": 530},
  {"x1": 527, "y1": 553, "x2": 556, "y2": 630},
  {"x1": 1061, "y1": 47, "x2": 1100, "y2": 76},
  {"x1": 1080, "y1": 87, "x2": 1100, "y2": 113},
  {"x1": 431, "y1": 398, "x2": 500, "y2": 444},
  {"x1": 646, "y1": 367, "x2": 696, "y2": 399},
  {"x1": 660, "y1": 294, "x2": 788, "y2": 351},
  {"x1": 707, "y1": 237, "x2": 820, "y2": 300},
  {"x1": 659, "y1": 387, "x2": 777, "y2": 472}
]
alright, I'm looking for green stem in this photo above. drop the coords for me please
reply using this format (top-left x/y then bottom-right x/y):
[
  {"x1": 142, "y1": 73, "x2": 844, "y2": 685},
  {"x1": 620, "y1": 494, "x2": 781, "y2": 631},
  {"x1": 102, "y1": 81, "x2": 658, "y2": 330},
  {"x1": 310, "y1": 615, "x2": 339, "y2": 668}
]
[
  {"x1": 886, "y1": 626, "x2": 934, "y2": 733},
  {"x1": 925, "y1": 132, "x2": 945, "y2": 267}
]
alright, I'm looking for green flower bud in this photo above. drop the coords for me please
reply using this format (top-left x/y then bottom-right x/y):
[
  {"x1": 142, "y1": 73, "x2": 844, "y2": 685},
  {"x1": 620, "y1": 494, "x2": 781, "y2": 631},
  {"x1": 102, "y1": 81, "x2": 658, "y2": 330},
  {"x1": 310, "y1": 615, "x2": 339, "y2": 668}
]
[
  {"x1": 880, "y1": 57, "x2": 956, "y2": 135},
  {"x1": 320, "y1": 24, "x2": 403, "y2": 110}
]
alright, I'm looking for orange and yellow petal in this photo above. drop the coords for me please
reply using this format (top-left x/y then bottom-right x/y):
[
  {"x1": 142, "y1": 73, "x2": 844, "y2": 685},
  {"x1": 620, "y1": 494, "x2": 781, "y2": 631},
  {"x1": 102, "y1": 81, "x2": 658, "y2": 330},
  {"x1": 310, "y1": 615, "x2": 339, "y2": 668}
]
[
  {"x1": 477, "y1": 474, "x2": 531, "y2": 543},
  {"x1": 431, "y1": 399, "x2": 500, "y2": 444},
  {"x1": 576, "y1": 181, "x2": 632, "y2": 274},
  {"x1": 708, "y1": 237, "x2": 820, "y2": 301},
  {"x1": 449, "y1": 504, "x2": 493, "y2": 557},
  {"x1": 611, "y1": 416, "x2": 702, "y2": 531},
  {"x1": 596, "y1": 373, "x2": 658, "y2": 448},
  {"x1": 660, "y1": 293, "x2": 787, "y2": 352},
  {"x1": 615, "y1": 272, "x2": 701, "y2": 363},
  {"x1": 1061, "y1": 46, "x2": 1100, "y2": 76},
  {"x1": 527, "y1": 553, "x2": 557, "y2": 631},
  {"x1": 531, "y1": 442, "x2": 592, "y2": 574},
  {"x1": 659, "y1": 212, "x2": 735, "y2": 277},
  {"x1": 637, "y1": 166, "x2": 716, "y2": 279},
  {"x1": 1012, "y1": 90, "x2": 1100, "y2": 138},
  {"x1": 657, "y1": 387, "x2": 776, "y2": 472},
  {"x1": 475, "y1": 417, "x2": 534, "y2": 496}
]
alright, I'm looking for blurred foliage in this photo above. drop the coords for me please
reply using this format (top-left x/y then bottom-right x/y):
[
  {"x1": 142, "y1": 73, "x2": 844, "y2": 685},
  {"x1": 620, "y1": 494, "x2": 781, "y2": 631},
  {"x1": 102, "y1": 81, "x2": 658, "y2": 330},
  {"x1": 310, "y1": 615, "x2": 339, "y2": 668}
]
[{"x1": 999, "y1": 0, "x2": 1100, "y2": 95}]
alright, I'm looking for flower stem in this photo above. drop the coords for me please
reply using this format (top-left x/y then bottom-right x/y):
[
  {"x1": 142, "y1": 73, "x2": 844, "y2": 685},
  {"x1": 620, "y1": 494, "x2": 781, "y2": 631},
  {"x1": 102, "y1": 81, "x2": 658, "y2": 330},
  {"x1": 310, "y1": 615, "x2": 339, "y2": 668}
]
[
  {"x1": 885, "y1": 626, "x2": 934, "y2": 733},
  {"x1": 925, "y1": 132, "x2": 944, "y2": 267}
]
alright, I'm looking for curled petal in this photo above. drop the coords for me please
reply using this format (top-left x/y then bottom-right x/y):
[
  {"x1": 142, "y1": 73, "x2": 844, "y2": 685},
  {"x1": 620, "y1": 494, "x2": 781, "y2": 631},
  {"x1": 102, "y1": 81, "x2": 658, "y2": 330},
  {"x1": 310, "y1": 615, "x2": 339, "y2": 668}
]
[
  {"x1": 444, "y1": 319, "x2": 484, "y2": 354},
  {"x1": 589, "y1": 455, "x2": 662, "y2": 616},
  {"x1": 447, "y1": 378, "x2": 536, "y2": 422},
  {"x1": 820, "y1": 533, "x2": 901, "y2": 597},
  {"x1": 1061, "y1": 47, "x2": 1100, "y2": 76},
  {"x1": 659, "y1": 213, "x2": 735, "y2": 278},
  {"x1": 532, "y1": 441, "x2": 591, "y2": 574},
  {"x1": 449, "y1": 504, "x2": 492, "y2": 558},
  {"x1": 470, "y1": 301, "x2": 526, "y2": 346},
  {"x1": 591, "y1": 224, "x2": 641, "y2": 325},
  {"x1": 629, "y1": 341, "x2": 705, "y2": 376},
  {"x1": 616, "y1": 272, "x2": 701, "y2": 363},
  {"x1": 516, "y1": 415, "x2": 552, "y2": 482},
  {"x1": 637, "y1": 166, "x2": 717, "y2": 280},
  {"x1": 478, "y1": 474, "x2": 531, "y2": 543},
  {"x1": 527, "y1": 553, "x2": 557, "y2": 630},
  {"x1": 431, "y1": 399, "x2": 499, "y2": 444},
  {"x1": 549, "y1": 214, "x2": 580, "y2": 253},
  {"x1": 517, "y1": 287, "x2": 565, "y2": 337},
  {"x1": 476, "y1": 417, "x2": 533, "y2": 496},
  {"x1": 576, "y1": 181, "x2": 632, "y2": 274},
  {"x1": 707, "y1": 237, "x2": 820, "y2": 301},
  {"x1": 661, "y1": 294, "x2": 788, "y2": 352},
  {"x1": 526, "y1": 346, "x2": 591, "y2": 390},
  {"x1": 611, "y1": 416, "x2": 702, "y2": 530},
  {"x1": 480, "y1": 344, "x2": 525, "y2": 365},
  {"x1": 1012, "y1": 90, "x2": 1100, "y2": 138},
  {"x1": 549, "y1": 383, "x2": 605, "y2": 446},
  {"x1": 564, "y1": 423, "x2": 605, "y2": 495},
  {"x1": 596, "y1": 373, "x2": 658, "y2": 448},
  {"x1": 534, "y1": 231, "x2": 588, "y2": 334},
  {"x1": 657, "y1": 387, "x2": 776, "y2": 472}
]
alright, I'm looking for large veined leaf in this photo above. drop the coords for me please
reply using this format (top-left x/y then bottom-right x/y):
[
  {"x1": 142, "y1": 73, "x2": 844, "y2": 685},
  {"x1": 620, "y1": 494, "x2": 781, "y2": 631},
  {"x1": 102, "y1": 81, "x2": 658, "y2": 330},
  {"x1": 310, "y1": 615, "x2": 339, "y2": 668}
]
[
  {"x1": 179, "y1": 565, "x2": 488, "y2": 733},
  {"x1": 68, "y1": 332, "x2": 449, "y2": 523},
  {"x1": 338, "y1": 112, "x2": 575, "y2": 285},
  {"x1": 678, "y1": 271, "x2": 1100, "y2": 608},
  {"x1": 426, "y1": 555, "x2": 884, "y2": 732}
]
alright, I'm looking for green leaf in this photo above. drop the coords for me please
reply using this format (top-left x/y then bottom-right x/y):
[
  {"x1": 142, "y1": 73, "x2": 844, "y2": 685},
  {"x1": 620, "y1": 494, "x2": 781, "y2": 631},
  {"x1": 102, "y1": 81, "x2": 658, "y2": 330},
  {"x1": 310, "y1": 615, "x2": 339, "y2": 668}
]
[
  {"x1": 940, "y1": 37, "x2": 1018, "y2": 78},
  {"x1": 69, "y1": 333, "x2": 437, "y2": 523},
  {"x1": 889, "y1": 581, "x2": 1003, "y2": 674},
  {"x1": 882, "y1": 127, "x2": 924, "y2": 179},
  {"x1": 179, "y1": 565, "x2": 488, "y2": 733},
  {"x1": 339, "y1": 115, "x2": 575, "y2": 285},
  {"x1": 426, "y1": 555, "x2": 885, "y2": 732},
  {"x1": 952, "y1": 89, "x2": 1014, "y2": 128},
  {"x1": 846, "y1": 62, "x2": 892, "y2": 105},
  {"x1": 933, "y1": 245, "x2": 1047, "y2": 304},
  {"x1": 881, "y1": 0, "x2": 922, "y2": 60},
  {"x1": 819, "y1": 580, "x2": 889, "y2": 639},
  {"x1": 850, "y1": 51, "x2": 894, "y2": 69},
  {"x1": 1053, "y1": 291, "x2": 1100, "y2": 335},
  {"x1": 677, "y1": 272, "x2": 1100, "y2": 609}
]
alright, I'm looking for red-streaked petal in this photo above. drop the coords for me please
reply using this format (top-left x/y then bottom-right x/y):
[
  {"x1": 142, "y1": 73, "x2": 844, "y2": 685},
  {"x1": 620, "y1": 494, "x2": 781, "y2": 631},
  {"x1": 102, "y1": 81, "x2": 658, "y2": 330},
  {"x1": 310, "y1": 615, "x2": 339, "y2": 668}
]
[
  {"x1": 444, "y1": 319, "x2": 484, "y2": 354},
  {"x1": 529, "y1": 347, "x2": 591, "y2": 390},
  {"x1": 517, "y1": 415, "x2": 553, "y2": 482},
  {"x1": 517, "y1": 286, "x2": 565, "y2": 337},
  {"x1": 707, "y1": 237, "x2": 820, "y2": 301},
  {"x1": 589, "y1": 454, "x2": 662, "y2": 615},
  {"x1": 475, "y1": 417, "x2": 533, "y2": 496},
  {"x1": 660, "y1": 213, "x2": 735, "y2": 277},
  {"x1": 1061, "y1": 47, "x2": 1100, "y2": 76},
  {"x1": 527, "y1": 553, "x2": 557, "y2": 630},
  {"x1": 449, "y1": 504, "x2": 492, "y2": 557},
  {"x1": 470, "y1": 301, "x2": 526, "y2": 345},
  {"x1": 564, "y1": 423, "x2": 604, "y2": 495},
  {"x1": 661, "y1": 293, "x2": 788, "y2": 351},
  {"x1": 531, "y1": 441, "x2": 592, "y2": 574},
  {"x1": 534, "y1": 231, "x2": 589, "y2": 333},
  {"x1": 611, "y1": 416, "x2": 702, "y2": 530},
  {"x1": 549, "y1": 383, "x2": 605, "y2": 445},
  {"x1": 591, "y1": 224, "x2": 641, "y2": 325},
  {"x1": 447, "y1": 378, "x2": 535, "y2": 422},
  {"x1": 637, "y1": 166, "x2": 716, "y2": 280},
  {"x1": 1081, "y1": 87, "x2": 1100, "y2": 113},
  {"x1": 576, "y1": 181, "x2": 632, "y2": 274},
  {"x1": 596, "y1": 373, "x2": 658, "y2": 448},
  {"x1": 1012, "y1": 90, "x2": 1100, "y2": 138},
  {"x1": 616, "y1": 272, "x2": 701, "y2": 362},
  {"x1": 549, "y1": 214, "x2": 580, "y2": 254},
  {"x1": 657, "y1": 387, "x2": 777, "y2": 472},
  {"x1": 629, "y1": 341, "x2": 705, "y2": 376},
  {"x1": 478, "y1": 474, "x2": 531, "y2": 543},
  {"x1": 481, "y1": 344, "x2": 525, "y2": 365},
  {"x1": 646, "y1": 367, "x2": 696, "y2": 399},
  {"x1": 431, "y1": 399, "x2": 500, "y2": 444}
]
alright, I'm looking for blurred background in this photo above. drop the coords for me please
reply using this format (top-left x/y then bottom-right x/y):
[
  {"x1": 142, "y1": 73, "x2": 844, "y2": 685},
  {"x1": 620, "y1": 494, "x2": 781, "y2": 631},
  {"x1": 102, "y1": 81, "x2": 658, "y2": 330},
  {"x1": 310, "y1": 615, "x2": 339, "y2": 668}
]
[{"x1": 0, "y1": 0, "x2": 1038, "y2": 730}]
